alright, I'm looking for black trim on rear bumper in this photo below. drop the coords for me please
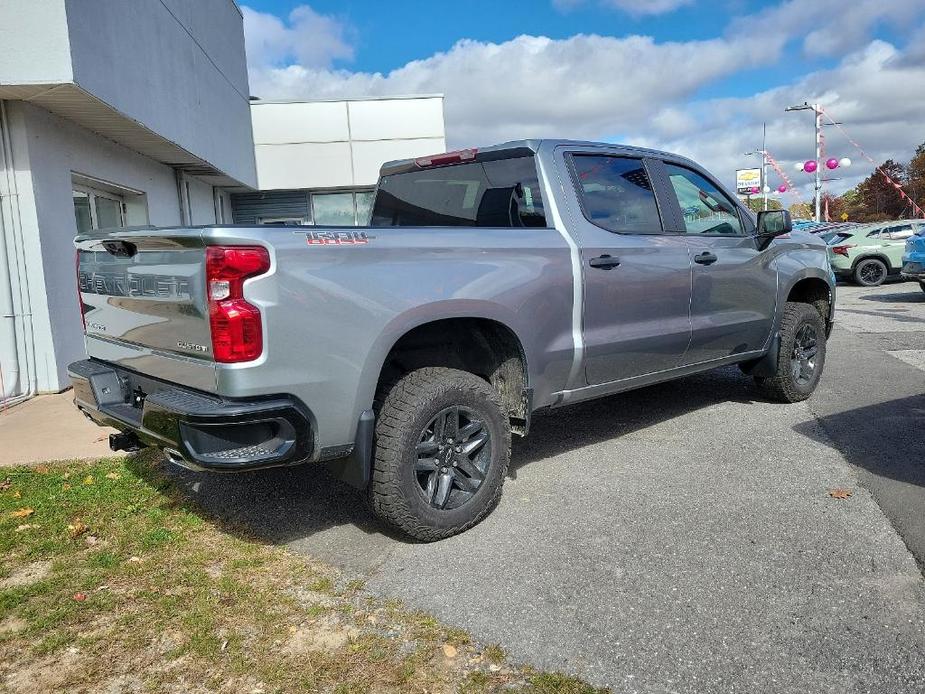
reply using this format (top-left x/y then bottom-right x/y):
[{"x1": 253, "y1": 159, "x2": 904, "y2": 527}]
[{"x1": 69, "y1": 359, "x2": 313, "y2": 472}]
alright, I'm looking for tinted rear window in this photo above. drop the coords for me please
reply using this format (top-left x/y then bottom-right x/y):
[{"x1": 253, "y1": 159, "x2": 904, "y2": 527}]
[
  {"x1": 826, "y1": 232, "x2": 853, "y2": 245},
  {"x1": 370, "y1": 155, "x2": 547, "y2": 228}
]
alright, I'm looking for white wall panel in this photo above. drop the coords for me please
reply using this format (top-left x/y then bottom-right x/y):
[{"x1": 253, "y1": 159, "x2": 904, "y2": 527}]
[
  {"x1": 252, "y1": 102, "x2": 350, "y2": 145},
  {"x1": 251, "y1": 97, "x2": 446, "y2": 190},
  {"x1": 348, "y1": 98, "x2": 445, "y2": 141},
  {"x1": 255, "y1": 142, "x2": 354, "y2": 190}
]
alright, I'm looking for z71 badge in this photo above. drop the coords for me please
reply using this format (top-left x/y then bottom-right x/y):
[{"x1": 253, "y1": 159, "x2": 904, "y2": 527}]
[{"x1": 305, "y1": 231, "x2": 375, "y2": 246}]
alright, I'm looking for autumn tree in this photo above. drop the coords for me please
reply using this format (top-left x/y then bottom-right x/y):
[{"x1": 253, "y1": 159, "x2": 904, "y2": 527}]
[
  {"x1": 853, "y1": 159, "x2": 907, "y2": 222},
  {"x1": 907, "y1": 142, "x2": 925, "y2": 216}
]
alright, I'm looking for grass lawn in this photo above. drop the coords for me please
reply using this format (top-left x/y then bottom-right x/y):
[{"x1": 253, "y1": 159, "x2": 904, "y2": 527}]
[{"x1": 0, "y1": 452, "x2": 606, "y2": 693}]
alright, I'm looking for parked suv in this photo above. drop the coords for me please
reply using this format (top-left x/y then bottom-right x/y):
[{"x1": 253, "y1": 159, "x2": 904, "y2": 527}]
[
  {"x1": 901, "y1": 223, "x2": 925, "y2": 292},
  {"x1": 828, "y1": 221, "x2": 925, "y2": 286},
  {"x1": 69, "y1": 141, "x2": 835, "y2": 540}
]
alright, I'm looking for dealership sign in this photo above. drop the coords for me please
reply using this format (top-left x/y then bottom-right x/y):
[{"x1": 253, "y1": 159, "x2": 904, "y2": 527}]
[{"x1": 735, "y1": 168, "x2": 762, "y2": 194}]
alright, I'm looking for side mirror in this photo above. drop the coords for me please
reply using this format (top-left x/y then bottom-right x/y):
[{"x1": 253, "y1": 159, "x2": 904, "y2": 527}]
[{"x1": 755, "y1": 209, "x2": 793, "y2": 250}]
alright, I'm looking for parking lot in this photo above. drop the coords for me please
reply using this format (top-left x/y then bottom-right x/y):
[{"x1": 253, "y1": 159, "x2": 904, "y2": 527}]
[{"x1": 167, "y1": 281, "x2": 925, "y2": 693}]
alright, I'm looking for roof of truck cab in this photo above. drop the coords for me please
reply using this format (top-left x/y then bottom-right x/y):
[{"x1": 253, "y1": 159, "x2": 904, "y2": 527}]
[{"x1": 379, "y1": 139, "x2": 699, "y2": 177}]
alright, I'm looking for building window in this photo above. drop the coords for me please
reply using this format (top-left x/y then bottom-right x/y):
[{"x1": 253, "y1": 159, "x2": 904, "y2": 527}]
[
  {"x1": 355, "y1": 191, "x2": 375, "y2": 225},
  {"x1": 72, "y1": 186, "x2": 125, "y2": 232},
  {"x1": 311, "y1": 192, "x2": 356, "y2": 226},
  {"x1": 72, "y1": 174, "x2": 148, "y2": 231}
]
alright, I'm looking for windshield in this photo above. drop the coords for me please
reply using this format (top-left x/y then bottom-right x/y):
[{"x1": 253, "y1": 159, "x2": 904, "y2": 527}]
[{"x1": 371, "y1": 155, "x2": 547, "y2": 227}]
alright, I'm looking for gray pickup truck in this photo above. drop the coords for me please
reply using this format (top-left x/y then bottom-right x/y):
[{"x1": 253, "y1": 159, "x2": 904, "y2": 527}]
[{"x1": 70, "y1": 140, "x2": 835, "y2": 540}]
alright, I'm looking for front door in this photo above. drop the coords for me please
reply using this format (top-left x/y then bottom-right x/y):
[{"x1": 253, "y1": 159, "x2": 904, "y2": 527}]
[
  {"x1": 659, "y1": 163, "x2": 778, "y2": 364},
  {"x1": 563, "y1": 152, "x2": 693, "y2": 385}
]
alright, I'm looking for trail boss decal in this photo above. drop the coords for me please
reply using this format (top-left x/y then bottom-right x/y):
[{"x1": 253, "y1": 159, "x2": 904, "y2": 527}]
[{"x1": 305, "y1": 231, "x2": 375, "y2": 246}]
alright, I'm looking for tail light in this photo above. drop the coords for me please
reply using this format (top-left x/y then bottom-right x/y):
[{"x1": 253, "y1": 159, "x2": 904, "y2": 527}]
[
  {"x1": 831, "y1": 244, "x2": 854, "y2": 257},
  {"x1": 206, "y1": 246, "x2": 270, "y2": 363}
]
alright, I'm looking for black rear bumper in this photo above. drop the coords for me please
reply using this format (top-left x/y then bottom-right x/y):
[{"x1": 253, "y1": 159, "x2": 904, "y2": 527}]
[{"x1": 69, "y1": 359, "x2": 313, "y2": 471}]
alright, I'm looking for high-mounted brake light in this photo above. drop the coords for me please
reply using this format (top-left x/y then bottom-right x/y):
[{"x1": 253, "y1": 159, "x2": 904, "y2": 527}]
[
  {"x1": 831, "y1": 244, "x2": 854, "y2": 257},
  {"x1": 414, "y1": 148, "x2": 478, "y2": 168},
  {"x1": 206, "y1": 246, "x2": 270, "y2": 363}
]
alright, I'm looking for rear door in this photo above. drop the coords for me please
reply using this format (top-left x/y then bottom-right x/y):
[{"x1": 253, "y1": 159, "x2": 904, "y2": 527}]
[
  {"x1": 656, "y1": 162, "x2": 777, "y2": 364},
  {"x1": 562, "y1": 151, "x2": 693, "y2": 385},
  {"x1": 879, "y1": 224, "x2": 916, "y2": 269}
]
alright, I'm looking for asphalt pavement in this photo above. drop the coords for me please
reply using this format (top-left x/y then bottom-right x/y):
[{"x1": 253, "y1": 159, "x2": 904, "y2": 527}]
[{"x1": 166, "y1": 281, "x2": 925, "y2": 693}]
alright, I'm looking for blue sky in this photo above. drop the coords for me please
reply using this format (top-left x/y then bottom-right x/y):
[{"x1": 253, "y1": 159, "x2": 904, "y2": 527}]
[{"x1": 239, "y1": 0, "x2": 925, "y2": 195}]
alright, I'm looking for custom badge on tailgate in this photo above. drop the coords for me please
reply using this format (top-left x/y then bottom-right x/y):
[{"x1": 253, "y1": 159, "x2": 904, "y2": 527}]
[{"x1": 304, "y1": 231, "x2": 376, "y2": 246}]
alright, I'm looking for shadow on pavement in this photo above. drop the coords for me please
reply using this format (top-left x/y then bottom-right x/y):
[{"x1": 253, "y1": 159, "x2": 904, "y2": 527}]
[
  {"x1": 127, "y1": 366, "x2": 767, "y2": 547},
  {"x1": 793, "y1": 393, "x2": 925, "y2": 491},
  {"x1": 855, "y1": 285, "x2": 925, "y2": 303}
]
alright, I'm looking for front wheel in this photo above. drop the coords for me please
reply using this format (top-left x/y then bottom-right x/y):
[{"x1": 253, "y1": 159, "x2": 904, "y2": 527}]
[
  {"x1": 854, "y1": 257, "x2": 887, "y2": 286},
  {"x1": 755, "y1": 302, "x2": 827, "y2": 403},
  {"x1": 370, "y1": 367, "x2": 511, "y2": 541}
]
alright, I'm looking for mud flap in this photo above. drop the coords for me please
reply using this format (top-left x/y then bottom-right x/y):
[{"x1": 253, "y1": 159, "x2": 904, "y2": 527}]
[
  {"x1": 327, "y1": 409, "x2": 375, "y2": 490},
  {"x1": 739, "y1": 333, "x2": 780, "y2": 379}
]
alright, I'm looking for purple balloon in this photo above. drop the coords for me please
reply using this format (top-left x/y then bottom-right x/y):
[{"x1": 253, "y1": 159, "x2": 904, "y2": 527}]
[
  {"x1": 777, "y1": 184, "x2": 787, "y2": 193},
  {"x1": 826, "y1": 158, "x2": 839, "y2": 170},
  {"x1": 803, "y1": 160, "x2": 818, "y2": 173}
]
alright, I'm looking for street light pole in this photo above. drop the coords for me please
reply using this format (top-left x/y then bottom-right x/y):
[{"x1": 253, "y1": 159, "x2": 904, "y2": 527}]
[
  {"x1": 785, "y1": 102, "x2": 822, "y2": 222},
  {"x1": 745, "y1": 122, "x2": 770, "y2": 211}
]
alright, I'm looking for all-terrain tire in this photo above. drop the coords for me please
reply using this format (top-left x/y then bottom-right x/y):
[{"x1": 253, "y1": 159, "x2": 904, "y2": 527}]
[
  {"x1": 370, "y1": 367, "x2": 511, "y2": 542},
  {"x1": 754, "y1": 301, "x2": 827, "y2": 403},
  {"x1": 853, "y1": 257, "x2": 888, "y2": 286}
]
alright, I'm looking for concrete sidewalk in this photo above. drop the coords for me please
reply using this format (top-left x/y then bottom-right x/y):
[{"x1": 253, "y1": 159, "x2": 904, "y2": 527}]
[{"x1": 0, "y1": 391, "x2": 119, "y2": 466}]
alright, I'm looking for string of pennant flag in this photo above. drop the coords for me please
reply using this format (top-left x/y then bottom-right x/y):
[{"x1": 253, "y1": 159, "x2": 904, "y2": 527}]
[
  {"x1": 818, "y1": 106, "x2": 925, "y2": 218},
  {"x1": 763, "y1": 150, "x2": 801, "y2": 202}
]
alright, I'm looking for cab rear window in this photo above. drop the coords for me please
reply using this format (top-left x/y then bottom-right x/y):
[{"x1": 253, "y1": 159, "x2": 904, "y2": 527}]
[{"x1": 370, "y1": 155, "x2": 547, "y2": 228}]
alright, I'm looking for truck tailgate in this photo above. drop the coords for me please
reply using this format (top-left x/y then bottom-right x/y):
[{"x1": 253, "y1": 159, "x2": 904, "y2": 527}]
[{"x1": 76, "y1": 228, "x2": 217, "y2": 389}]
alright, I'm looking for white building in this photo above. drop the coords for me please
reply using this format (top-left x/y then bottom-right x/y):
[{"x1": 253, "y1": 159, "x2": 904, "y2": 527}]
[
  {"x1": 0, "y1": 0, "x2": 257, "y2": 403},
  {"x1": 0, "y1": 1, "x2": 448, "y2": 406},
  {"x1": 231, "y1": 96, "x2": 446, "y2": 226}
]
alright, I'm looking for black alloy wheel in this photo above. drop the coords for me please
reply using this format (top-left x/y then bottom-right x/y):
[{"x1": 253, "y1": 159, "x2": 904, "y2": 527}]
[
  {"x1": 790, "y1": 323, "x2": 818, "y2": 386},
  {"x1": 414, "y1": 406, "x2": 490, "y2": 510}
]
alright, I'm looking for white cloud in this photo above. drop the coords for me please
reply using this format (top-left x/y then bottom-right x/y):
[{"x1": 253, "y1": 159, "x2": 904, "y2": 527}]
[
  {"x1": 632, "y1": 40, "x2": 925, "y2": 196},
  {"x1": 241, "y1": 5, "x2": 353, "y2": 70},
  {"x1": 242, "y1": 2, "x2": 925, "y2": 196}
]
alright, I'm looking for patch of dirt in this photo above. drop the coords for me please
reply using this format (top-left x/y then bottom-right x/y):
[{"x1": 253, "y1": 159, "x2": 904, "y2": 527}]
[
  {"x1": 0, "y1": 560, "x2": 51, "y2": 589},
  {"x1": 4, "y1": 647, "x2": 81, "y2": 694},
  {"x1": 290, "y1": 587, "x2": 337, "y2": 608},
  {"x1": 284, "y1": 621, "x2": 360, "y2": 655},
  {"x1": 0, "y1": 616, "x2": 27, "y2": 635}
]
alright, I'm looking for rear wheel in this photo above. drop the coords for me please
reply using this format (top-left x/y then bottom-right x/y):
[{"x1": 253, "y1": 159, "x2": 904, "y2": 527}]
[
  {"x1": 755, "y1": 302, "x2": 826, "y2": 403},
  {"x1": 854, "y1": 257, "x2": 887, "y2": 286},
  {"x1": 370, "y1": 367, "x2": 511, "y2": 541}
]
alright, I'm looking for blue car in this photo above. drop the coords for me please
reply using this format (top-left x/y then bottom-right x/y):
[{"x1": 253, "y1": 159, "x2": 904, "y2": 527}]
[{"x1": 901, "y1": 224, "x2": 925, "y2": 293}]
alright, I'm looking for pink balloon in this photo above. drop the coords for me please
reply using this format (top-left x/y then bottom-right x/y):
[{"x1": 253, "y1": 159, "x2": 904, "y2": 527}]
[
  {"x1": 750, "y1": 186, "x2": 760, "y2": 194},
  {"x1": 803, "y1": 160, "x2": 818, "y2": 173},
  {"x1": 826, "y1": 158, "x2": 839, "y2": 170},
  {"x1": 777, "y1": 184, "x2": 787, "y2": 193}
]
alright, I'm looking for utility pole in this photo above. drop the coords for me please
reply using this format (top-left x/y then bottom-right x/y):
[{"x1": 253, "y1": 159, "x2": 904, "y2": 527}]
[
  {"x1": 744, "y1": 123, "x2": 770, "y2": 211},
  {"x1": 785, "y1": 102, "x2": 822, "y2": 222}
]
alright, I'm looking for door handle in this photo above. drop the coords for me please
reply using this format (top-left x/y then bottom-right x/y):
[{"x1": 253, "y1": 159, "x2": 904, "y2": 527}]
[
  {"x1": 589, "y1": 254, "x2": 621, "y2": 270},
  {"x1": 693, "y1": 251, "x2": 718, "y2": 265}
]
